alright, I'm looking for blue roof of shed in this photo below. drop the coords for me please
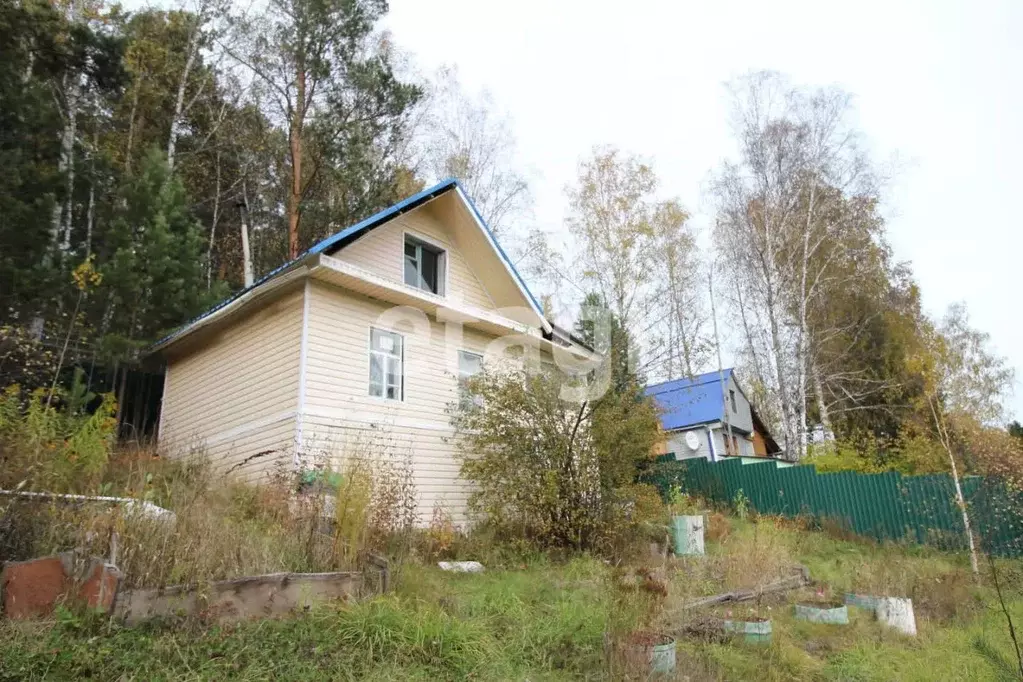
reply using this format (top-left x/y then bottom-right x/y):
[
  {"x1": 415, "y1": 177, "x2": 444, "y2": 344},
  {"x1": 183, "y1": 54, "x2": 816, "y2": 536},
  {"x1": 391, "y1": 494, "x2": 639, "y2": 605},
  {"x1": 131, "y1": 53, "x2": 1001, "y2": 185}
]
[{"x1": 645, "y1": 370, "x2": 733, "y2": 431}]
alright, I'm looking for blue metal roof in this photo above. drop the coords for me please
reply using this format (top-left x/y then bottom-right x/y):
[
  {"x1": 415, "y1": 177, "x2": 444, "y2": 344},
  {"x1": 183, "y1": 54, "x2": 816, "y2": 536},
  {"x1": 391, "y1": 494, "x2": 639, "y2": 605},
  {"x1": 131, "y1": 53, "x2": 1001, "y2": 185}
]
[
  {"x1": 306, "y1": 177, "x2": 459, "y2": 256},
  {"x1": 645, "y1": 369, "x2": 733, "y2": 431},
  {"x1": 150, "y1": 177, "x2": 544, "y2": 353}
]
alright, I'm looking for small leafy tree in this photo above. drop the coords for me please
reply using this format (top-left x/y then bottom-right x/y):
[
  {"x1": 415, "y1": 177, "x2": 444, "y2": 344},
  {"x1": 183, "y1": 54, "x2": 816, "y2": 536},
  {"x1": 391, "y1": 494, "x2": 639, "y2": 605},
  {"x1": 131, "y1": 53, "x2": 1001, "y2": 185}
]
[{"x1": 452, "y1": 366, "x2": 660, "y2": 552}]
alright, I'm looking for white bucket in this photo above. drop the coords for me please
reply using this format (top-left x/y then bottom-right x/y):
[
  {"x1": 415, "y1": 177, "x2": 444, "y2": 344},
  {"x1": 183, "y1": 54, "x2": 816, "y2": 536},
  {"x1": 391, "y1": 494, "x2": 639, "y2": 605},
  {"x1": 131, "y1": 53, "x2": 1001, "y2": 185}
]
[{"x1": 876, "y1": 597, "x2": 916, "y2": 636}]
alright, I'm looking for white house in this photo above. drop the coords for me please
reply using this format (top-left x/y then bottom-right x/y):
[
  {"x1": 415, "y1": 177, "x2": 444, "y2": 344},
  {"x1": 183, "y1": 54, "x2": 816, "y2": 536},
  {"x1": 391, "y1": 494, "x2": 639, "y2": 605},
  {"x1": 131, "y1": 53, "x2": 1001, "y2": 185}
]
[{"x1": 149, "y1": 179, "x2": 596, "y2": 520}]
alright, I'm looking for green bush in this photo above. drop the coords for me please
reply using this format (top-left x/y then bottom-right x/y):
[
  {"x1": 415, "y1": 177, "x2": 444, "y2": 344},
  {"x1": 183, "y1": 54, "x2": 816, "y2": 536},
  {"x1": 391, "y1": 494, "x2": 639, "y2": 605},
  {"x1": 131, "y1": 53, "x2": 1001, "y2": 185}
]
[
  {"x1": 0, "y1": 370, "x2": 117, "y2": 493},
  {"x1": 452, "y1": 366, "x2": 661, "y2": 553}
]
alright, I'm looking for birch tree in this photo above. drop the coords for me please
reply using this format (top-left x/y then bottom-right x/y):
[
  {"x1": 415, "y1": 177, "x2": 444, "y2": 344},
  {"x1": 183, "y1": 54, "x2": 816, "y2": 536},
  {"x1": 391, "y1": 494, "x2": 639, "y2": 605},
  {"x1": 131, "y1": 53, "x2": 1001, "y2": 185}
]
[
  {"x1": 925, "y1": 303, "x2": 1014, "y2": 576},
  {"x1": 420, "y1": 67, "x2": 530, "y2": 236},
  {"x1": 50, "y1": 0, "x2": 85, "y2": 258},
  {"x1": 649, "y1": 200, "x2": 708, "y2": 378},
  {"x1": 713, "y1": 72, "x2": 881, "y2": 459},
  {"x1": 166, "y1": 0, "x2": 232, "y2": 172},
  {"x1": 566, "y1": 148, "x2": 659, "y2": 335}
]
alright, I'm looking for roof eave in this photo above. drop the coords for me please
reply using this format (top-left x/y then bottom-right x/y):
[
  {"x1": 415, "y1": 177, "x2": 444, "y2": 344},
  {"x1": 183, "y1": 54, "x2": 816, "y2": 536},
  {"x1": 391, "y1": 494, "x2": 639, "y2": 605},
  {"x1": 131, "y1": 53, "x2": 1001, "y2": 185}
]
[
  {"x1": 311, "y1": 179, "x2": 459, "y2": 257},
  {"x1": 146, "y1": 253, "x2": 319, "y2": 357}
]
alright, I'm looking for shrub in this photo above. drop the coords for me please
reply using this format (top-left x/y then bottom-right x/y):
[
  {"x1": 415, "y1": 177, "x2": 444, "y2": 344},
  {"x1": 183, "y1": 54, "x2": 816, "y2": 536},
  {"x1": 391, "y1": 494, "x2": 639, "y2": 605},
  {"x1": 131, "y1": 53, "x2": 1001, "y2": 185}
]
[
  {"x1": 422, "y1": 503, "x2": 458, "y2": 558},
  {"x1": 0, "y1": 372, "x2": 117, "y2": 493},
  {"x1": 452, "y1": 366, "x2": 661, "y2": 553}
]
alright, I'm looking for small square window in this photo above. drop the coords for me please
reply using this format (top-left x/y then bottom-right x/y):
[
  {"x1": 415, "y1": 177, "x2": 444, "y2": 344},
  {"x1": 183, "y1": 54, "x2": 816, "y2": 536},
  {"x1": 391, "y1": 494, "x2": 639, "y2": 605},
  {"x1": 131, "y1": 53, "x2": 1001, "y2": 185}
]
[
  {"x1": 369, "y1": 328, "x2": 403, "y2": 401},
  {"x1": 404, "y1": 235, "x2": 445, "y2": 294}
]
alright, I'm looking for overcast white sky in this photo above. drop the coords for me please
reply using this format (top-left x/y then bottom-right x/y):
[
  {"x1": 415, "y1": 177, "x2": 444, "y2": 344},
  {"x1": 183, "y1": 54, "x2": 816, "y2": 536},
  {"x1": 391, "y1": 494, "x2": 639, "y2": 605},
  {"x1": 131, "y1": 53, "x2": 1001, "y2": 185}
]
[{"x1": 383, "y1": 0, "x2": 1023, "y2": 420}]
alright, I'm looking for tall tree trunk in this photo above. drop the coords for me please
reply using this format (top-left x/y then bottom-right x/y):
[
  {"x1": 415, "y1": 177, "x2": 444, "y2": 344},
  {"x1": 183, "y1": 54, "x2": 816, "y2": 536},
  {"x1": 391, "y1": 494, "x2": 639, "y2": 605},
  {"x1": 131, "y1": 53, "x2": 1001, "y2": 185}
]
[
  {"x1": 239, "y1": 180, "x2": 254, "y2": 288},
  {"x1": 84, "y1": 132, "x2": 96, "y2": 256},
  {"x1": 811, "y1": 358, "x2": 833, "y2": 444},
  {"x1": 929, "y1": 398, "x2": 979, "y2": 576},
  {"x1": 167, "y1": 18, "x2": 201, "y2": 172},
  {"x1": 115, "y1": 309, "x2": 137, "y2": 433},
  {"x1": 58, "y1": 73, "x2": 79, "y2": 254},
  {"x1": 124, "y1": 83, "x2": 140, "y2": 176},
  {"x1": 51, "y1": 0, "x2": 83, "y2": 256},
  {"x1": 668, "y1": 257, "x2": 695, "y2": 377},
  {"x1": 115, "y1": 364, "x2": 128, "y2": 434},
  {"x1": 709, "y1": 271, "x2": 735, "y2": 457},
  {"x1": 758, "y1": 207, "x2": 798, "y2": 459},
  {"x1": 796, "y1": 267, "x2": 809, "y2": 460},
  {"x1": 287, "y1": 67, "x2": 306, "y2": 260},
  {"x1": 49, "y1": 74, "x2": 74, "y2": 252},
  {"x1": 764, "y1": 266, "x2": 796, "y2": 458},
  {"x1": 206, "y1": 149, "x2": 222, "y2": 290},
  {"x1": 734, "y1": 279, "x2": 765, "y2": 389},
  {"x1": 794, "y1": 183, "x2": 819, "y2": 461}
]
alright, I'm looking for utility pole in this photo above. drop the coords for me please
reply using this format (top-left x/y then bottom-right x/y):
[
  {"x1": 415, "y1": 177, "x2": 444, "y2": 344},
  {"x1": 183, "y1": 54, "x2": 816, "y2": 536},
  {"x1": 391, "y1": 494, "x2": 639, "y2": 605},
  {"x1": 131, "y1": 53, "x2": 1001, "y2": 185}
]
[{"x1": 709, "y1": 270, "x2": 735, "y2": 458}]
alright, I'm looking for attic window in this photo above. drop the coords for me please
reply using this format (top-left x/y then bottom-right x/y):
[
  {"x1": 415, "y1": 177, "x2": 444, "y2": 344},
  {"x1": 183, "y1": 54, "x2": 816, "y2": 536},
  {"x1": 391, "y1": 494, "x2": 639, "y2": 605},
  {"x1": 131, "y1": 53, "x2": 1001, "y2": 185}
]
[
  {"x1": 729, "y1": 389, "x2": 737, "y2": 413},
  {"x1": 404, "y1": 235, "x2": 445, "y2": 295}
]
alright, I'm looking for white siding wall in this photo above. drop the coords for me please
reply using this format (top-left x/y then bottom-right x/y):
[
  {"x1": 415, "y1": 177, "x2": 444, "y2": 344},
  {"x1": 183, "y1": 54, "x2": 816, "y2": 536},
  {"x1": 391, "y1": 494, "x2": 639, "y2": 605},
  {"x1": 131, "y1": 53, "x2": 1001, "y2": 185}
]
[
  {"x1": 666, "y1": 425, "x2": 755, "y2": 462},
  {"x1": 337, "y1": 207, "x2": 497, "y2": 311},
  {"x1": 666, "y1": 428, "x2": 714, "y2": 461},
  {"x1": 724, "y1": 375, "x2": 754, "y2": 433},
  {"x1": 159, "y1": 288, "x2": 304, "y2": 482},
  {"x1": 712, "y1": 427, "x2": 756, "y2": 459},
  {"x1": 156, "y1": 203, "x2": 555, "y2": 518},
  {"x1": 301, "y1": 280, "x2": 522, "y2": 522}
]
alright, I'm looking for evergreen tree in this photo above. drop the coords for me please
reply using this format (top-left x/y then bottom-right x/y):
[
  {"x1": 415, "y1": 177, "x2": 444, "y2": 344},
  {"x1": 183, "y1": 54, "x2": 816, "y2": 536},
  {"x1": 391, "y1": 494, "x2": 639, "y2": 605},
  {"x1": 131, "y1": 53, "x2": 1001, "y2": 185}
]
[
  {"x1": 230, "y1": 0, "x2": 423, "y2": 257},
  {"x1": 96, "y1": 148, "x2": 225, "y2": 352},
  {"x1": 1009, "y1": 421, "x2": 1023, "y2": 442}
]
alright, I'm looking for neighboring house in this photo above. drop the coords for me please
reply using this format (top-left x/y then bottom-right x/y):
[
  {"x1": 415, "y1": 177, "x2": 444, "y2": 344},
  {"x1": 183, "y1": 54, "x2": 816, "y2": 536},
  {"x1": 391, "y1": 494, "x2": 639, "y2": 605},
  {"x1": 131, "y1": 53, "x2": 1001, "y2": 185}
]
[
  {"x1": 148, "y1": 179, "x2": 596, "y2": 521},
  {"x1": 645, "y1": 369, "x2": 782, "y2": 463}
]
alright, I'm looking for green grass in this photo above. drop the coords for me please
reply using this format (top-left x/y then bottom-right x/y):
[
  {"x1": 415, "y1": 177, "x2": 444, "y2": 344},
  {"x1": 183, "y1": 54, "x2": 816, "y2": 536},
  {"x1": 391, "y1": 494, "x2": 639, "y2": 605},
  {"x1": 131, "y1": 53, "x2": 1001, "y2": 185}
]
[
  {"x1": 1, "y1": 523, "x2": 1021, "y2": 681},
  {"x1": 672, "y1": 596, "x2": 1023, "y2": 681},
  {"x1": 0, "y1": 557, "x2": 620, "y2": 681},
  {"x1": 667, "y1": 518, "x2": 1023, "y2": 681}
]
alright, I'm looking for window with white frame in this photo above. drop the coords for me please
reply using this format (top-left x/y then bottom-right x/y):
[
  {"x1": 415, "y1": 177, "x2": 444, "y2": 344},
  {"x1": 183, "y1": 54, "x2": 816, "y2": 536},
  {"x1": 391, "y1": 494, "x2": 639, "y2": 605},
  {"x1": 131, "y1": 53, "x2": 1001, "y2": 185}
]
[
  {"x1": 457, "y1": 350, "x2": 484, "y2": 409},
  {"x1": 369, "y1": 328, "x2": 403, "y2": 400},
  {"x1": 404, "y1": 235, "x2": 445, "y2": 295}
]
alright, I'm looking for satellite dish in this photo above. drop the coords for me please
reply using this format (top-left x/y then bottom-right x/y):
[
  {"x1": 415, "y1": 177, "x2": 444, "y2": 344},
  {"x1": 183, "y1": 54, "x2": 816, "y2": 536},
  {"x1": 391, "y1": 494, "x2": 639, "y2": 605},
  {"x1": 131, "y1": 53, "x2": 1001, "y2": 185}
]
[{"x1": 684, "y1": 431, "x2": 701, "y2": 451}]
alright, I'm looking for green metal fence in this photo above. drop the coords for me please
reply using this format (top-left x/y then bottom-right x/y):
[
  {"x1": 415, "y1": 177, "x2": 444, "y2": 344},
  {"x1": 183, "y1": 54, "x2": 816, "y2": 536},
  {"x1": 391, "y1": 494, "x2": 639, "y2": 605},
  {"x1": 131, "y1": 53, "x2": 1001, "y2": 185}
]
[{"x1": 642, "y1": 457, "x2": 1023, "y2": 557}]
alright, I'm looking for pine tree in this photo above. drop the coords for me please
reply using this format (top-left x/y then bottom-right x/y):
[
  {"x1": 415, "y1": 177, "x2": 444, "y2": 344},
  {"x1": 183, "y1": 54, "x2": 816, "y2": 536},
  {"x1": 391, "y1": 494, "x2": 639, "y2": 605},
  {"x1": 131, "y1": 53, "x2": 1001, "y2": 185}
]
[{"x1": 97, "y1": 148, "x2": 225, "y2": 352}]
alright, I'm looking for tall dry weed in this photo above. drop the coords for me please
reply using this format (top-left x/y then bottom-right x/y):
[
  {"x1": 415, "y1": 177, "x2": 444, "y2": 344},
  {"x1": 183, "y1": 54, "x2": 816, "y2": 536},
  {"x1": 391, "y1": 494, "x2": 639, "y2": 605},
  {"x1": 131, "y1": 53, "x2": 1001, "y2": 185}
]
[
  {"x1": 2, "y1": 437, "x2": 421, "y2": 588},
  {"x1": 720, "y1": 518, "x2": 793, "y2": 593}
]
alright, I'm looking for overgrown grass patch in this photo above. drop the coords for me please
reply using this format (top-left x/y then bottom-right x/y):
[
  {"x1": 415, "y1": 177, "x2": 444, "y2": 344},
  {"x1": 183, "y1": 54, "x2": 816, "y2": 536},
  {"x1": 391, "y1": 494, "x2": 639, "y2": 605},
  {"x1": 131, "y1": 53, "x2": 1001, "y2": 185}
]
[
  {"x1": 3, "y1": 514, "x2": 1022, "y2": 680},
  {"x1": 0, "y1": 559, "x2": 622, "y2": 681}
]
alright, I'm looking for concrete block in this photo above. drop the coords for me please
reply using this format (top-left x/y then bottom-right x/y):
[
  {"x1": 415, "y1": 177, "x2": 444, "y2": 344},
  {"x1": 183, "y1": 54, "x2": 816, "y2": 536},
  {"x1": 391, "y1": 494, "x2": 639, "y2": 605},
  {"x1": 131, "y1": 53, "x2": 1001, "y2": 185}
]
[
  {"x1": 1, "y1": 553, "x2": 121, "y2": 619},
  {"x1": 1, "y1": 556, "x2": 66, "y2": 619},
  {"x1": 78, "y1": 561, "x2": 121, "y2": 612},
  {"x1": 114, "y1": 571, "x2": 363, "y2": 624}
]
